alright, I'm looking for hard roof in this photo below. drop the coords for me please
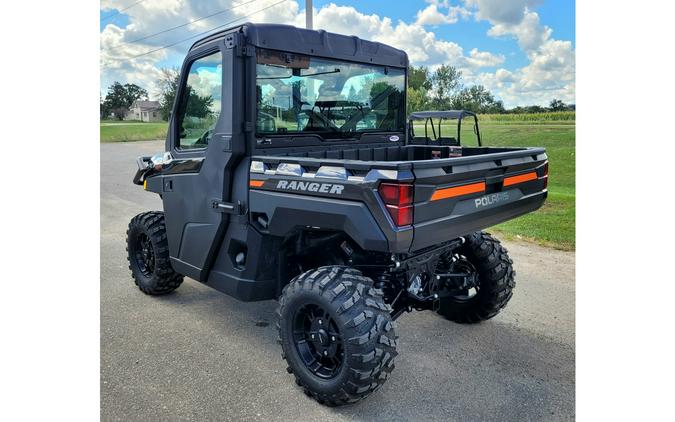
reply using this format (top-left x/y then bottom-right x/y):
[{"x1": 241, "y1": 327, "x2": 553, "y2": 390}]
[
  {"x1": 408, "y1": 110, "x2": 477, "y2": 120},
  {"x1": 191, "y1": 22, "x2": 408, "y2": 68}
]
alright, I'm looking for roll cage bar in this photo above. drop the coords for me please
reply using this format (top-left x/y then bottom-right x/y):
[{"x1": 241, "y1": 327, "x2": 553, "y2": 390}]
[{"x1": 407, "y1": 110, "x2": 482, "y2": 146}]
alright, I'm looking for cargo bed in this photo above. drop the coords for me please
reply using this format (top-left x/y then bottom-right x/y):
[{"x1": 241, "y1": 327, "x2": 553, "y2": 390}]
[{"x1": 249, "y1": 144, "x2": 548, "y2": 253}]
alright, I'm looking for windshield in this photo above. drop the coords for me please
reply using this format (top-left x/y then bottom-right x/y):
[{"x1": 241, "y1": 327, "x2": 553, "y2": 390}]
[{"x1": 255, "y1": 48, "x2": 405, "y2": 138}]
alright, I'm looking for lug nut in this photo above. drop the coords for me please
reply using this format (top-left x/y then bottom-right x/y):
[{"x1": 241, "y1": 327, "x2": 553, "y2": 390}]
[
  {"x1": 331, "y1": 336, "x2": 335, "y2": 341},
  {"x1": 311, "y1": 334, "x2": 315, "y2": 339},
  {"x1": 318, "y1": 320, "x2": 322, "y2": 325},
  {"x1": 323, "y1": 351, "x2": 328, "y2": 356}
]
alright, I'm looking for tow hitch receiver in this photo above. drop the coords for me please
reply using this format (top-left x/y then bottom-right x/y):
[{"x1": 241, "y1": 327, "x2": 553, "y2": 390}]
[{"x1": 435, "y1": 271, "x2": 478, "y2": 292}]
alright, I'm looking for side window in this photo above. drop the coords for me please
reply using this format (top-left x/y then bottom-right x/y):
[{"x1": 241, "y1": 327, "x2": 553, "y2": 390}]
[{"x1": 176, "y1": 51, "x2": 222, "y2": 149}]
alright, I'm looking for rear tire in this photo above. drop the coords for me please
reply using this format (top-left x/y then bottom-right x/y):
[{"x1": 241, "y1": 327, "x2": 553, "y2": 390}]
[
  {"x1": 126, "y1": 211, "x2": 183, "y2": 295},
  {"x1": 277, "y1": 266, "x2": 398, "y2": 406},
  {"x1": 437, "y1": 231, "x2": 515, "y2": 323}
]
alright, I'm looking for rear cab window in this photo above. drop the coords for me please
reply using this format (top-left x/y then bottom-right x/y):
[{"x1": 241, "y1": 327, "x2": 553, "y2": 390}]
[{"x1": 255, "y1": 48, "x2": 405, "y2": 141}]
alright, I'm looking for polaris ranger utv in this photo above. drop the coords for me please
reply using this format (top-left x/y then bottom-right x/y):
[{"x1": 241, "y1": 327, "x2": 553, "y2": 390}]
[{"x1": 127, "y1": 23, "x2": 548, "y2": 406}]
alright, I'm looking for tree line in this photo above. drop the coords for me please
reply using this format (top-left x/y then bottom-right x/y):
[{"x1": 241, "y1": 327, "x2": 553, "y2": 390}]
[{"x1": 407, "y1": 64, "x2": 574, "y2": 114}]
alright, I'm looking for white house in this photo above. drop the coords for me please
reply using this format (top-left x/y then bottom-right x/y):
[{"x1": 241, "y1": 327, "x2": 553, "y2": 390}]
[{"x1": 124, "y1": 100, "x2": 162, "y2": 122}]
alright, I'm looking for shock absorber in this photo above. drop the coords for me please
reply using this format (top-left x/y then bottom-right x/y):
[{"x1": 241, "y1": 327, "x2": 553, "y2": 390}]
[{"x1": 374, "y1": 272, "x2": 395, "y2": 303}]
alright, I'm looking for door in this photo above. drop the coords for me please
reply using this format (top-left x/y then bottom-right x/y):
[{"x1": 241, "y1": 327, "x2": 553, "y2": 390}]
[{"x1": 160, "y1": 44, "x2": 240, "y2": 281}]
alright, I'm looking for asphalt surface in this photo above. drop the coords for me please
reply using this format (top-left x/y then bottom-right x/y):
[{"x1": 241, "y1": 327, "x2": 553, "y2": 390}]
[{"x1": 101, "y1": 140, "x2": 575, "y2": 421}]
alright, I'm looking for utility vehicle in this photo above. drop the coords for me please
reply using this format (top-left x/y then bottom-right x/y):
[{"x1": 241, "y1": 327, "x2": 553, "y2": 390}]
[{"x1": 127, "y1": 23, "x2": 548, "y2": 406}]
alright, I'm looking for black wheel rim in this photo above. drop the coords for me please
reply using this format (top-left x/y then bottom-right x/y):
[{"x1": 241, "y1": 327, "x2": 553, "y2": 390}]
[
  {"x1": 134, "y1": 233, "x2": 155, "y2": 277},
  {"x1": 292, "y1": 304, "x2": 343, "y2": 379}
]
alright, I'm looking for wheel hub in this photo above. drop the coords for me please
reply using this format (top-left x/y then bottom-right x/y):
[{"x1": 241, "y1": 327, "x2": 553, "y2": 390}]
[
  {"x1": 135, "y1": 233, "x2": 155, "y2": 276},
  {"x1": 435, "y1": 254, "x2": 480, "y2": 301},
  {"x1": 292, "y1": 304, "x2": 343, "y2": 378},
  {"x1": 316, "y1": 328, "x2": 328, "y2": 346}
]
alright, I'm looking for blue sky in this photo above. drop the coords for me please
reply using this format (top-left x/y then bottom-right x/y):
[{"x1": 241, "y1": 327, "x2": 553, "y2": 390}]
[{"x1": 100, "y1": 0, "x2": 575, "y2": 107}]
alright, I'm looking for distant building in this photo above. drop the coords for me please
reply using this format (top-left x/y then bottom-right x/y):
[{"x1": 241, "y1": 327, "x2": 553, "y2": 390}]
[{"x1": 124, "y1": 100, "x2": 162, "y2": 122}]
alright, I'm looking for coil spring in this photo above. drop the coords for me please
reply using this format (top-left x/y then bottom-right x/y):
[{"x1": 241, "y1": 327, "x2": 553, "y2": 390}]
[
  {"x1": 374, "y1": 270, "x2": 410, "y2": 306},
  {"x1": 374, "y1": 272, "x2": 396, "y2": 304}
]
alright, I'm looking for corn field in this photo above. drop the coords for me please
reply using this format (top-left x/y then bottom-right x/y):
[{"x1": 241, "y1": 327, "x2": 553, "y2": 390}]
[{"x1": 478, "y1": 111, "x2": 575, "y2": 121}]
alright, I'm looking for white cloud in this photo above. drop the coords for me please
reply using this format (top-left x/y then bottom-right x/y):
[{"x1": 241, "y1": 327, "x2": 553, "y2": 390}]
[
  {"x1": 495, "y1": 68, "x2": 515, "y2": 83},
  {"x1": 464, "y1": 0, "x2": 540, "y2": 25},
  {"x1": 466, "y1": 48, "x2": 504, "y2": 67},
  {"x1": 487, "y1": 9, "x2": 552, "y2": 52},
  {"x1": 415, "y1": 4, "x2": 470, "y2": 26},
  {"x1": 416, "y1": 4, "x2": 454, "y2": 25}
]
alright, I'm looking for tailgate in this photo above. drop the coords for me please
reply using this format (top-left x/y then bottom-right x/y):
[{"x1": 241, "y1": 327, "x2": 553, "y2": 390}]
[{"x1": 410, "y1": 148, "x2": 548, "y2": 251}]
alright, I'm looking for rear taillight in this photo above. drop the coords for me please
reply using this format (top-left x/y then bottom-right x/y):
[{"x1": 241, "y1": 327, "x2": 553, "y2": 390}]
[{"x1": 378, "y1": 182, "x2": 413, "y2": 227}]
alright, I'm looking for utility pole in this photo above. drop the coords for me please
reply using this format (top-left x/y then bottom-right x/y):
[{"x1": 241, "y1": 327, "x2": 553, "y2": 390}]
[
  {"x1": 305, "y1": 0, "x2": 315, "y2": 102},
  {"x1": 306, "y1": 0, "x2": 313, "y2": 29}
]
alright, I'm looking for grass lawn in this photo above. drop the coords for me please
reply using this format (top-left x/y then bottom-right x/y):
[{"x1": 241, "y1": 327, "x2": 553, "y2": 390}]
[
  {"x1": 468, "y1": 120, "x2": 575, "y2": 250},
  {"x1": 100, "y1": 121, "x2": 168, "y2": 142}
]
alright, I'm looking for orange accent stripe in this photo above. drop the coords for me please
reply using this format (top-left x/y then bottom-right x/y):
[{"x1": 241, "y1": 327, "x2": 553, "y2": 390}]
[
  {"x1": 430, "y1": 182, "x2": 486, "y2": 201},
  {"x1": 249, "y1": 180, "x2": 265, "y2": 188},
  {"x1": 503, "y1": 171, "x2": 537, "y2": 187}
]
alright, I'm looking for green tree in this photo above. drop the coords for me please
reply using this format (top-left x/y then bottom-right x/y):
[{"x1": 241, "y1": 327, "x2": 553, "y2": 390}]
[
  {"x1": 407, "y1": 86, "x2": 429, "y2": 114},
  {"x1": 452, "y1": 85, "x2": 504, "y2": 113},
  {"x1": 525, "y1": 105, "x2": 546, "y2": 113},
  {"x1": 549, "y1": 99, "x2": 566, "y2": 111},
  {"x1": 156, "y1": 67, "x2": 214, "y2": 121},
  {"x1": 157, "y1": 68, "x2": 180, "y2": 121},
  {"x1": 185, "y1": 88, "x2": 214, "y2": 118},
  {"x1": 101, "y1": 82, "x2": 148, "y2": 120},
  {"x1": 369, "y1": 81, "x2": 397, "y2": 102},
  {"x1": 431, "y1": 65, "x2": 462, "y2": 109},
  {"x1": 408, "y1": 65, "x2": 432, "y2": 90}
]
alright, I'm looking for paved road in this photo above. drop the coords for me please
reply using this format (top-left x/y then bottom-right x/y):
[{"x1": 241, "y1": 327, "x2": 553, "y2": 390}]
[{"x1": 101, "y1": 141, "x2": 575, "y2": 421}]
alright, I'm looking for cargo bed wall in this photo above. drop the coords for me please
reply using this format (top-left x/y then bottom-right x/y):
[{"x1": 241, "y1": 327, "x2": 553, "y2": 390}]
[
  {"x1": 249, "y1": 145, "x2": 548, "y2": 253},
  {"x1": 254, "y1": 143, "x2": 524, "y2": 162},
  {"x1": 408, "y1": 151, "x2": 548, "y2": 251}
]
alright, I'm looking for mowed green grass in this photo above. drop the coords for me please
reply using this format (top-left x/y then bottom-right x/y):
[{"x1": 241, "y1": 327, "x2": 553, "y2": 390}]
[
  {"x1": 461, "y1": 120, "x2": 575, "y2": 250},
  {"x1": 100, "y1": 121, "x2": 168, "y2": 142}
]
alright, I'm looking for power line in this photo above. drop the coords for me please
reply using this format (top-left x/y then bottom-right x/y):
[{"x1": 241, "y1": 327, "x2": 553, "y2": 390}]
[
  {"x1": 117, "y1": 0, "x2": 261, "y2": 47},
  {"x1": 107, "y1": 0, "x2": 288, "y2": 61},
  {"x1": 101, "y1": 0, "x2": 148, "y2": 23}
]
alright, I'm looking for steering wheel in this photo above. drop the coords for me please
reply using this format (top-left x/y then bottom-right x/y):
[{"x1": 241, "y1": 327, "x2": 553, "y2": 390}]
[{"x1": 195, "y1": 129, "x2": 213, "y2": 146}]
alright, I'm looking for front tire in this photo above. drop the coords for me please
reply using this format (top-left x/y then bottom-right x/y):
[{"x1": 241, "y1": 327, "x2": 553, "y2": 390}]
[
  {"x1": 436, "y1": 231, "x2": 515, "y2": 323},
  {"x1": 126, "y1": 211, "x2": 183, "y2": 295},
  {"x1": 277, "y1": 266, "x2": 398, "y2": 406}
]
